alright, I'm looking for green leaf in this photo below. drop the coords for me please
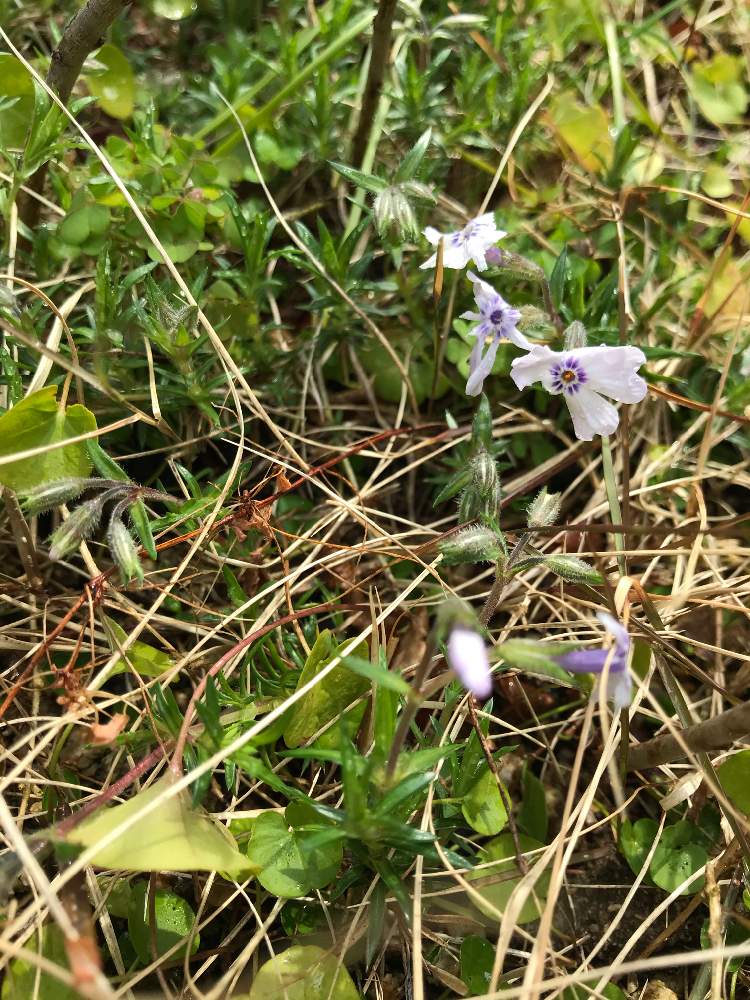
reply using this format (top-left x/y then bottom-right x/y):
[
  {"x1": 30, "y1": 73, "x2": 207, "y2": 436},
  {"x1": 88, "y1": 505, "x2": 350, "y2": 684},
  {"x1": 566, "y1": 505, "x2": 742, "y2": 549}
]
[
  {"x1": 248, "y1": 945, "x2": 361, "y2": 1000},
  {"x1": 518, "y1": 765, "x2": 548, "y2": 842},
  {"x1": 547, "y1": 93, "x2": 614, "y2": 173},
  {"x1": 340, "y1": 654, "x2": 410, "y2": 694},
  {"x1": 618, "y1": 817, "x2": 658, "y2": 877},
  {"x1": 127, "y1": 882, "x2": 200, "y2": 965},
  {"x1": 561, "y1": 984, "x2": 627, "y2": 1000},
  {"x1": 467, "y1": 833, "x2": 549, "y2": 924},
  {"x1": 130, "y1": 498, "x2": 158, "y2": 560},
  {"x1": 245, "y1": 806, "x2": 342, "y2": 898},
  {"x1": 328, "y1": 160, "x2": 388, "y2": 194},
  {"x1": 0, "y1": 53, "x2": 34, "y2": 149},
  {"x1": 549, "y1": 246, "x2": 568, "y2": 310},
  {"x1": 717, "y1": 749, "x2": 750, "y2": 814},
  {"x1": 149, "y1": 0, "x2": 196, "y2": 19},
  {"x1": 103, "y1": 615, "x2": 174, "y2": 678},
  {"x1": 462, "y1": 766, "x2": 508, "y2": 836},
  {"x1": 283, "y1": 631, "x2": 369, "y2": 749},
  {"x1": 85, "y1": 44, "x2": 135, "y2": 119},
  {"x1": 394, "y1": 127, "x2": 432, "y2": 182},
  {"x1": 87, "y1": 440, "x2": 129, "y2": 481},
  {"x1": 491, "y1": 639, "x2": 589, "y2": 694},
  {"x1": 59, "y1": 774, "x2": 257, "y2": 877},
  {"x1": 460, "y1": 935, "x2": 494, "y2": 995},
  {"x1": 1, "y1": 924, "x2": 77, "y2": 1000},
  {"x1": 650, "y1": 821, "x2": 707, "y2": 896},
  {"x1": 0, "y1": 386, "x2": 97, "y2": 493},
  {"x1": 434, "y1": 468, "x2": 472, "y2": 505},
  {"x1": 689, "y1": 54, "x2": 748, "y2": 126}
]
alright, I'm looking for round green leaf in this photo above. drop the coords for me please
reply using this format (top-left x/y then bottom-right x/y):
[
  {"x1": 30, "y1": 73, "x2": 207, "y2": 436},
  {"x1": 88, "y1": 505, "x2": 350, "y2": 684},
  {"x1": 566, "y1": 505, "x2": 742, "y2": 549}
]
[
  {"x1": 650, "y1": 840, "x2": 706, "y2": 896},
  {"x1": 245, "y1": 808, "x2": 342, "y2": 898},
  {"x1": 717, "y1": 749, "x2": 750, "y2": 814},
  {"x1": 467, "y1": 833, "x2": 549, "y2": 924},
  {"x1": 149, "y1": 0, "x2": 196, "y2": 19},
  {"x1": 85, "y1": 44, "x2": 135, "y2": 119},
  {"x1": 460, "y1": 935, "x2": 494, "y2": 994},
  {"x1": 0, "y1": 386, "x2": 97, "y2": 493},
  {"x1": 462, "y1": 766, "x2": 508, "y2": 837},
  {"x1": 127, "y1": 882, "x2": 200, "y2": 965},
  {"x1": 248, "y1": 945, "x2": 360, "y2": 1000},
  {"x1": 618, "y1": 817, "x2": 658, "y2": 877}
]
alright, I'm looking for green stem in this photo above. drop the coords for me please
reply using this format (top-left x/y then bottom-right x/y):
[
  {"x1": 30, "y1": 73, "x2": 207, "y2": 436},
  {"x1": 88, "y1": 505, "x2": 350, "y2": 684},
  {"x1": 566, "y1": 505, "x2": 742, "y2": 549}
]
[{"x1": 600, "y1": 434, "x2": 626, "y2": 576}]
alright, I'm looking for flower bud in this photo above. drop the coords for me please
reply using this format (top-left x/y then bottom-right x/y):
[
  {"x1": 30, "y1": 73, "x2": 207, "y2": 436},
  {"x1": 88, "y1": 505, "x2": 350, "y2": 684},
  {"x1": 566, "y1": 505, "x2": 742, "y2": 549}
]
[
  {"x1": 439, "y1": 525, "x2": 504, "y2": 565},
  {"x1": 485, "y1": 248, "x2": 545, "y2": 281},
  {"x1": 469, "y1": 450, "x2": 499, "y2": 498},
  {"x1": 544, "y1": 554, "x2": 603, "y2": 585},
  {"x1": 527, "y1": 488, "x2": 562, "y2": 528},
  {"x1": 563, "y1": 320, "x2": 588, "y2": 351},
  {"x1": 48, "y1": 498, "x2": 104, "y2": 561},
  {"x1": 107, "y1": 517, "x2": 144, "y2": 584},
  {"x1": 471, "y1": 394, "x2": 493, "y2": 451},
  {"x1": 22, "y1": 478, "x2": 92, "y2": 516},
  {"x1": 373, "y1": 185, "x2": 419, "y2": 242}
]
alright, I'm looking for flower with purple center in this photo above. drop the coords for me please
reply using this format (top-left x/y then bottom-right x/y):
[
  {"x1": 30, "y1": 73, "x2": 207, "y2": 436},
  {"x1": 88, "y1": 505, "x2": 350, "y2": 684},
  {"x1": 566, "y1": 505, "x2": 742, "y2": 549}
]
[
  {"x1": 556, "y1": 611, "x2": 632, "y2": 712},
  {"x1": 420, "y1": 213, "x2": 507, "y2": 272},
  {"x1": 446, "y1": 625, "x2": 493, "y2": 700},
  {"x1": 461, "y1": 272, "x2": 531, "y2": 396},
  {"x1": 510, "y1": 344, "x2": 648, "y2": 441}
]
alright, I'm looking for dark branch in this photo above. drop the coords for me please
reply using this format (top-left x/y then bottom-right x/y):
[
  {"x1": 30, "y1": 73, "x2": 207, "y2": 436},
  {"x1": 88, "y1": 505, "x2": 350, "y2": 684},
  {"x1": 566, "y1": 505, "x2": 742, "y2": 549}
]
[{"x1": 350, "y1": 0, "x2": 397, "y2": 167}]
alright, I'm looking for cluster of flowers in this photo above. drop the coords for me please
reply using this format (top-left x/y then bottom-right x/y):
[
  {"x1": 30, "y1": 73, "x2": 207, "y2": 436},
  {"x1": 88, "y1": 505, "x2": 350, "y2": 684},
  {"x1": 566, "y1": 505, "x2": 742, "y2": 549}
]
[
  {"x1": 421, "y1": 214, "x2": 641, "y2": 711},
  {"x1": 422, "y1": 214, "x2": 648, "y2": 442}
]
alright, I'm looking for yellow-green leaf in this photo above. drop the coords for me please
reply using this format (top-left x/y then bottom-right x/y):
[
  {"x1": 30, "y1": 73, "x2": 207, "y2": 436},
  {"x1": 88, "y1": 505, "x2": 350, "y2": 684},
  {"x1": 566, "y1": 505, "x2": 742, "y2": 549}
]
[
  {"x1": 103, "y1": 616, "x2": 174, "y2": 679},
  {"x1": 248, "y1": 945, "x2": 361, "y2": 1000},
  {"x1": 1, "y1": 925, "x2": 77, "y2": 1000},
  {"x1": 60, "y1": 774, "x2": 257, "y2": 877},
  {"x1": 689, "y1": 54, "x2": 748, "y2": 126},
  {"x1": 462, "y1": 765, "x2": 508, "y2": 837},
  {"x1": 85, "y1": 44, "x2": 135, "y2": 120},
  {"x1": 283, "y1": 631, "x2": 369, "y2": 749},
  {"x1": 0, "y1": 53, "x2": 34, "y2": 149},
  {"x1": 547, "y1": 93, "x2": 614, "y2": 174},
  {"x1": 0, "y1": 386, "x2": 96, "y2": 493}
]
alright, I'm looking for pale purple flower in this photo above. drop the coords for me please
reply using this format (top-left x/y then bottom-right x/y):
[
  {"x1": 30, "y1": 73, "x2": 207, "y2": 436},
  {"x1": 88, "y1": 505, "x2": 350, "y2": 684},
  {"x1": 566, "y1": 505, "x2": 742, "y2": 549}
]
[
  {"x1": 510, "y1": 344, "x2": 648, "y2": 441},
  {"x1": 461, "y1": 272, "x2": 530, "y2": 396},
  {"x1": 556, "y1": 611, "x2": 632, "y2": 711},
  {"x1": 446, "y1": 626, "x2": 493, "y2": 699},
  {"x1": 420, "y1": 213, "x2": 506, "y2": 272}
]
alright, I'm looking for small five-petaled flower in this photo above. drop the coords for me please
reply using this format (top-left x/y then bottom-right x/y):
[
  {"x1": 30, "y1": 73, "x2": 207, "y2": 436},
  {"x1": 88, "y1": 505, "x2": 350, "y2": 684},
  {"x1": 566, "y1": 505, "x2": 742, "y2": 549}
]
[
  {"x1": 555, "y1": 611, "x2": 632, "y2": 712},
  {"x1": 420, "y1": 213, "x2": 506, "y2": 272},
  {"x1": 446, "y1": 625, "x2": 493, "y2": 699},
  {"x1": 462, "y1": 272, "x2": 530, "y2": 396},
  {"x1": 510, "y1": 345, "x2": 648, "y2": 441}
]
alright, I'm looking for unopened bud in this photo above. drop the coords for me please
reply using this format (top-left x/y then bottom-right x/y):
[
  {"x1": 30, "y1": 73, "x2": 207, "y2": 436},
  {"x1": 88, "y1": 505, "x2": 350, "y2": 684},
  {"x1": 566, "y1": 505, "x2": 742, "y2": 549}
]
[
  {"x1": 373, "y1": 185, "x2": 418, "y2": 242},
  {"x1": 527, "y1": 488, "x2": 562, "y2": 528},
  {"x1": 471, "y1": 394, "x2": 493, "y2": 451},
  {"x1": 486, "y1": 248, "x2": 545, "y2": 281},
  {"x1": 469, "y1": 450, "x2": 499, "y2": 499},
  {"x1": 439, "y1": 525, "x2": 504, "y2": 565},
  {"x1": 107, "y1": 517, "x2": 143, "y2": 584},
  {"x1": 563, "y1": 320, "x2": 587, "y2": 351},
  {"x1": 545, "y1": 554, "x2": 602, "y2": 585},
  {"x1": 48, "y1": 498, "x2": 103, "y2": 561},
  {"x1": 22, "y1": 478, "x2": 92, "y2": 516}
]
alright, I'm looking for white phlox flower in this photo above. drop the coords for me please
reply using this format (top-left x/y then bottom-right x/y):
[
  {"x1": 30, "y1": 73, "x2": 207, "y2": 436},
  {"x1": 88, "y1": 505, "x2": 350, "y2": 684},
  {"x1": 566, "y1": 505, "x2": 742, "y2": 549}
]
[
  {"x1": 446, "y1": 626, "x2": 493, "y2": 699},
  {"x1": 509, "y1": 344, "x2": 648, "y2": 441},
  {"x1": 420, "y1": 213, "x2": 506, "y2": 272},
  {"x1": 461, "y1": 272, "x2": 530, "y2": 396}
]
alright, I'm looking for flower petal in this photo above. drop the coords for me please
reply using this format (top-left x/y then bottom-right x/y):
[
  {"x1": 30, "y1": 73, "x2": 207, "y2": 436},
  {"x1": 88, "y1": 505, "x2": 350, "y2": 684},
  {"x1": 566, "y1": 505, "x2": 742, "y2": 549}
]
[
  {"x1": 423, "y1": 226, "x2": 445, "y2": 247},
  {"x1": 596, "y1": 611, "x2": 630, "y2": 658},
  {"x1": 466, "y1": 333, "x2": 501, "y2": 396},
  {"x1": 572, "y1": 346, "x2": 648, "y2": 403},
  {"x1": 564, "y1": 386, "x2": 620, "y2": 441},
  {"x1": 446, "y1": 626, "x2": 493, "y2": 699},
  {"x1": 510, "y1": 345, "x2": 557, "y2": 391},
  {"x1": 607, "y1": 668, "x2": 632, "y2": 712}
]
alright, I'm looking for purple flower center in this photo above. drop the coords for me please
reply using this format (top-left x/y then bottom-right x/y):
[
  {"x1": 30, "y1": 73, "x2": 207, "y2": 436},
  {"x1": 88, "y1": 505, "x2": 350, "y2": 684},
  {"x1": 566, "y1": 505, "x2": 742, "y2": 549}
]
[
  {"x1": 490, "y1": 309, "x2": 504, "y2": 324},
  {"x1": 551, "y1": 356, "x2": 587, "y2": 394}
]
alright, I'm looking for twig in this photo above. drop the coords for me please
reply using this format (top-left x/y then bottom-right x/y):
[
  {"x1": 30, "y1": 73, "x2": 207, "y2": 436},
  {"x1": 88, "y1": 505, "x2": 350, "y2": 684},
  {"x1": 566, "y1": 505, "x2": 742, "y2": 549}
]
[
  {"x1": 628, "y1": 699, "x2": 750, "y2": 771},
  {"x1": 350, "y1": 0, "x2": 398, "y2": 167},
  {"x1": 20, "y1": 0, "x2": 132, "y2": 229}
]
